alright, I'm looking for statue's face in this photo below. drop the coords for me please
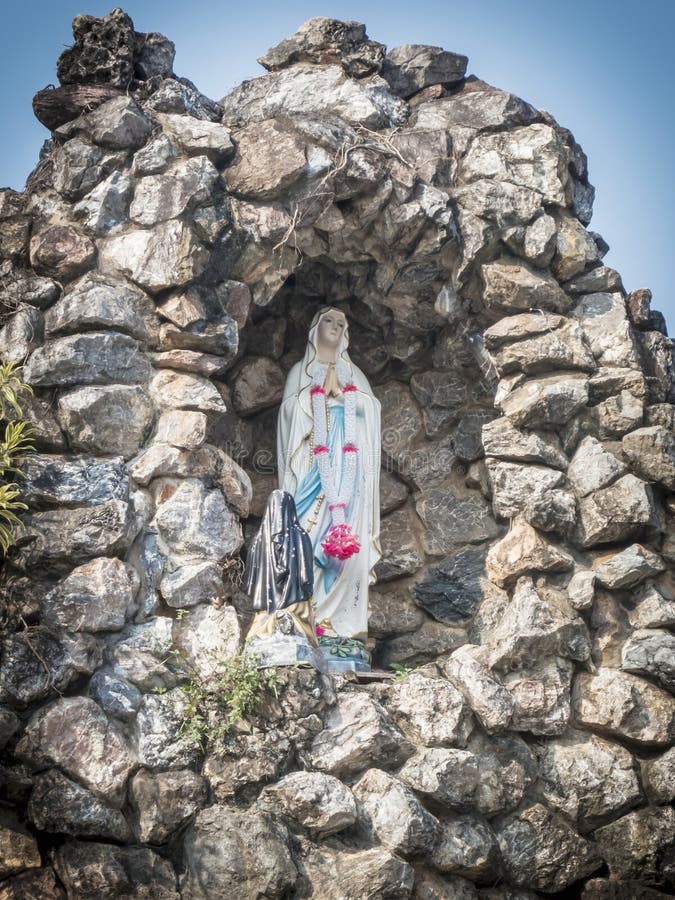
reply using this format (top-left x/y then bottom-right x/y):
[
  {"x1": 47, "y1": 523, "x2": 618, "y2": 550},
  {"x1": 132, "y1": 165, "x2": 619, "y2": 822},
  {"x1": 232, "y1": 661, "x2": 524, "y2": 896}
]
[{"x1": 316, "y1": 309, "x2": 347, "y2": 350}]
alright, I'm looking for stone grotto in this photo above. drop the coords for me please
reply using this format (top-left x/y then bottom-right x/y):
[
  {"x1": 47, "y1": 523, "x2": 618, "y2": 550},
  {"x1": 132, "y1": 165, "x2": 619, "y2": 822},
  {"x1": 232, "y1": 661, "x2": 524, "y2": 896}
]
[{"x1": 0, "y1": 8, "x2": 674, "y2": 898}]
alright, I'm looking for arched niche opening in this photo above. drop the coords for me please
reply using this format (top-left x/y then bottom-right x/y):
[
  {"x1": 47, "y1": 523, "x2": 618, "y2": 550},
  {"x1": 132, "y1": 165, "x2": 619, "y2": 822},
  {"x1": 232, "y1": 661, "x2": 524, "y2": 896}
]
[{"x1": 221, "y1": 253, "x2": 502, "y2": 665}]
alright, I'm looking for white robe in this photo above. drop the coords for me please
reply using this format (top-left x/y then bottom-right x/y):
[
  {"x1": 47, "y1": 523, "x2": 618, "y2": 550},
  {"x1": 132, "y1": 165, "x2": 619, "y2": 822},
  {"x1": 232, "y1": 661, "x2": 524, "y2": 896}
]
[{"x1": 276, "y1": 317, "x2": 381, "y2": 640}]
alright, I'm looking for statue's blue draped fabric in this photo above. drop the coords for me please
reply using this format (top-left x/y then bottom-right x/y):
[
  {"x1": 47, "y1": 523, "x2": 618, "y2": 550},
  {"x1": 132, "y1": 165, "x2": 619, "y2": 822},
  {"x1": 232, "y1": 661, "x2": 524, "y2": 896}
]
[{"x1": 294, "y1": 403, "x2": 359, "y2": 595}]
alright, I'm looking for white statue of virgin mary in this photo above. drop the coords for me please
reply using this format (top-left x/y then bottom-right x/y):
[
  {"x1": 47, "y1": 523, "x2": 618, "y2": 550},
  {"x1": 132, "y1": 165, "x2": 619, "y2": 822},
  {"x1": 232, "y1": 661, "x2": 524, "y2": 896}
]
[{"x1": 276, "y1": 307, "x2": 381, "y2": 652}]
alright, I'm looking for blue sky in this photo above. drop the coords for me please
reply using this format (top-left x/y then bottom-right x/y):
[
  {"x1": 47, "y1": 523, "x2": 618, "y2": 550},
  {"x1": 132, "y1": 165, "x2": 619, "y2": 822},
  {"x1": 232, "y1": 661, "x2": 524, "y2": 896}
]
[{"x1": 1, "y1": 0, "x2": 673, "y2": 331}]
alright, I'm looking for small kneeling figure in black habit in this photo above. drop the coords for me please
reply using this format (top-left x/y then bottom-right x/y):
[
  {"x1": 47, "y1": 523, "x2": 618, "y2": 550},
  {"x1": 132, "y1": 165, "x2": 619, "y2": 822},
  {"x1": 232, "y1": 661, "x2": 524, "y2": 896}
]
[{"x1": 243, "y1": 489, "x2": 324, "y2": 671}]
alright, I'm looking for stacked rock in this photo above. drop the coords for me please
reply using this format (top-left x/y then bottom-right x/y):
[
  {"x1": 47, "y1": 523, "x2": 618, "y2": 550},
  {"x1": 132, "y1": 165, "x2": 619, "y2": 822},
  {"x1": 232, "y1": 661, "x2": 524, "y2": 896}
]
[{"x1": 0, "y1": 9, "x2": 673, "y2": 898}]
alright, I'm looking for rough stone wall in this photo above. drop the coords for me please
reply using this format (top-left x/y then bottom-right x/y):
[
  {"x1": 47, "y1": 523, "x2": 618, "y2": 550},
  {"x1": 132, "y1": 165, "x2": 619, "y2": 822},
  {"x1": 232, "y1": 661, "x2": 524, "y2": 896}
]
[{"x1": 1, "y1": 9, "x2": 674, "y2": 899}]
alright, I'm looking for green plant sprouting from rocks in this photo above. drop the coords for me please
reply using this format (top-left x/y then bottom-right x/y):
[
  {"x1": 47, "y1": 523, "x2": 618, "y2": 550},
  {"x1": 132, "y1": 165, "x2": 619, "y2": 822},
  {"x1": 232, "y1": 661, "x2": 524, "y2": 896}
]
[
  {"x1": 166, "y1": 638, "x2": 280, "y2": 749},
  {"x1": 390, "y1": 662, "x2": 418, "y2": 683},
  {"x1": 0, "y1": 362, "x2": 34, "y2": 555}
]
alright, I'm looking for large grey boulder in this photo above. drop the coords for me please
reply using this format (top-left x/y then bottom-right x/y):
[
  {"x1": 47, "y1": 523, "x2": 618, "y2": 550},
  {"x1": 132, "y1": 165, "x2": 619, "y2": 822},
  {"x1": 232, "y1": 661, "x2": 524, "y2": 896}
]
[
  {"x1": 135, "y1": 689, "x2": 201, "y2": 769},
  {"x1": 480, "y1": 415, "x2": 568, "y2": 469},
  {"x1": 498, "y1": 371, "x2": 589, "y2": 428},
  {"x1": 306, "y1": 692, "x2": 412, "y2": 777},
  {"x1": 640, "y1": 746, "x2": 675, "y2": 805},
  {"x1": 592, "y1": 543, "x2": 665, "y2": 589},
  {"x1": 258, "y1": 771, "x2": 357, "y2": 836},
  {"x1": 594, "y1": 807, "x2": 675, "y2": 886},
  {"x1": 99, "y1": 220, "x2": 208, "y2": 292},
  {"x1": 224, "y1": 119, "x2": 321, "y2": 200},
  {"x1": 73, "y1": 170, "x2": 133, "y2": 234},
  {"x1": 15, "y1": 500, "x2": 136, "y2": 570},
  {"x1": 143, "y1": 78, "x2": 220, "y2": 121},
  {"x1": 45, "y1": 272, "x2": 159, "y2": 343},
  {"x1": 573, "y1": 668, "x2": 675, "y2": 746},
  {"x1": 483, "y1": 575, "x2": 590, "y2": 671},
  {"x1": 575, "y1": 474, "x2": 661, "y2": 548},
  {"x1": 468, "y1": 731, "x2": 536, "y2": 818},
  {"x1": 0, "y1": 307, "x2": 44, "y2": 363},
  {"x1": 42, "y1": 556, "x2": 134, "y2": 632},
  {"x1": 397, "y1": 747, "x2": 479, "y2": 808},
  {"x1": 534, "y1": 728, "x2": 642, "y2": 832},
  {"x1": 295, "y1": 840, "x2": 414, "y2": 899},
  {"x1": 387, "y1": 672, "x2": 474, "y2": 747},
  {"x1": 622, "y1": 425, "x2": 675, "y2": 490},
  {"x1": 621, "y1": 629, "x2": 675, "y2": 693},
  {"x1": 567, "y1": 435, "x2": 627, "y2": 497},
  {"x1": 112, "y1": 617, "x2": 177, "y2": 692},
  {"x1": 57, "y1": 385, "x2": 154, "y2": 458},
  {"x1": 61, "y1": 95, "x2": 154, "y2": 150},
  {"x1": 130, "y1": 155, "x2": 219, "y2": 226},
  {"x1": 462, "y1": 126, "x2": 570, "y2": 206},
  {"x1": 353, "y1": 768, "x2": 438, "y2": 856},
  {"x1": 152, "y1": 478, "x2": 243, "y2": 560},
  {"x1": 494, "y1": 803, "x2": 602, "y2": 892},
  {"x1": 486, "y1": 517, "x2": 574, "y2": 588},
  {"x1": 503, "y1": 656, "x2": 575, "y2": 736},
  {"x1": 485, "y1": 316, "x2": 595, "y2": 376},
  {"x1": 443, "y1": 645, "x2": 515, "y2": 733},
  {"x1": 430, "y1": 812, "x2": 500, "y2": 883},
  {"x1": 88, "y1": 669, "x2": 142, "y2": 722},
  {"x1": 156, "y1": 112, "x2": 234, "y2": 163},
  {"x1": 572, "y1": 292, "x2": 639, "y2": 368},
  {"x1": 16, "y1": 697, "x2": 136, "y2": 806},
  {"x1": 25, "y1": 332, "x2": 151, "y2": 386},
  {"x1": 219, "y1": 65, "x2": 408, "y2": 130},
  {"x1": 52, "y1": 137, "x2": 125, "y2": 200}
]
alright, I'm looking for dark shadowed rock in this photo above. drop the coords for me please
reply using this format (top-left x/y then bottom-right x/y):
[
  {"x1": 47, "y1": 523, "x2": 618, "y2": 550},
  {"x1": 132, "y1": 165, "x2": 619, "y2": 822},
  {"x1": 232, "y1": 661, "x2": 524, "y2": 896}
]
[
  {"x1": 28, "y1": 769, "x2": 131, "y2": 841},
  {"x1": 130, "y1": 769, "x2": 208, "y2": 844},
  {"x1": 382, "y1": 45, "x2": 468, "y2": 99},
  {"x1": 88, "y1": 669, "x2": 142, "y2": 722},
  {"x1": 258, "y1": 17, "x2": 385, "y2": 78},
  {"x1": 52, "y1": 840, "x2": 178, "y2": 899},
  {"x1": 21, "y1": 454, "x2": 128, "y2": 507},
  {"x1": 0, "y1": 823, "x2": 41, "y2": 880},
  {"x1": 0, "y1": 628, "x2": 100, "y2": 709},
  {"x1": 415, "y1": 546, "x2": 489, "y2": 624},
  {"x1": 57, "y1": 9, "x2": 136, "y2": 87},
  {"x1": 181, "y1": 806, "x2": 297, "y2": 899},
  {"x1": 29, "y1": 225, "x2": 96, "y2": 282},
  {"x1": 494, "y1": 803, "x2": 602, "y2": 892},
  {"x1": 0, "y1": 866, "x2": 65, "y2": 899},
  {"x1": 594, "y1": 807, "x2": 675, "y2": 886},
  {"x1": 430, "y1": 812, "x2": 500, "y2": 883},
  {"x1": 14, "y1": 499, "x2": 135, "y2": 572}
]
